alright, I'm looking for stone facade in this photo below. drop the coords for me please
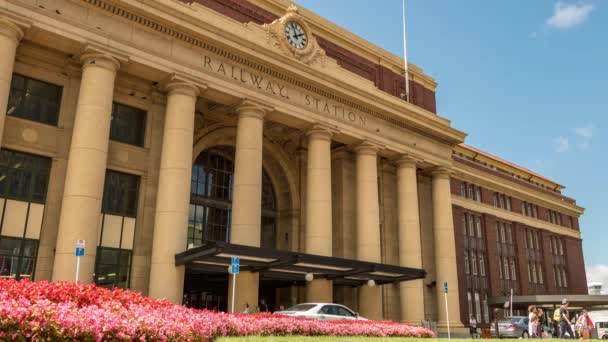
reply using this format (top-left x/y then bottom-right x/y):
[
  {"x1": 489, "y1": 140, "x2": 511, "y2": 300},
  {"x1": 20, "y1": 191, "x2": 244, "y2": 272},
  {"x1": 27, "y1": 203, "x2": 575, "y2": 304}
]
[{"x1": 0, "y1": 0, "x2": 585, "y2": 334}]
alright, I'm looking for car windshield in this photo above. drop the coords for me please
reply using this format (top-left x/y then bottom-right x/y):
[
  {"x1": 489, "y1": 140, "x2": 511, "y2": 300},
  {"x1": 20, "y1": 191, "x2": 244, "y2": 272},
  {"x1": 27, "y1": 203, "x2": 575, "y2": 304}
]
[
  {"x1": 511, "y1": 317, "x2": 523, "y2": 323},
  {"x1": 285, "y1": 304, "x2": 317, "y2": 312}
]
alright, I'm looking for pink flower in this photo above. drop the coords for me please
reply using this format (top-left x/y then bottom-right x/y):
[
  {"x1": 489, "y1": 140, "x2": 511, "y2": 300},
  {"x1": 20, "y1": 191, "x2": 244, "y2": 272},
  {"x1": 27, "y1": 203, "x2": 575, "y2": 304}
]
[{"x1": 0, "y1": 279, "x2": 435, "y2": 340}]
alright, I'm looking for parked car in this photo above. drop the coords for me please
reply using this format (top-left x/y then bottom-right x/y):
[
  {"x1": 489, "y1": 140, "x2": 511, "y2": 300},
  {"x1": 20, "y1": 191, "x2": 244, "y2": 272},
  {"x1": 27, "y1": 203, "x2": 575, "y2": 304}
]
[
  {"x1": 274, "y1": 303, "x2": 367, "y2": 321},
  {"x1": 597, "y1": 320, "x2": 608, "y2": 339},
  {"x1": 490, "y1": 316, "x2": 530, "y2": 338}
]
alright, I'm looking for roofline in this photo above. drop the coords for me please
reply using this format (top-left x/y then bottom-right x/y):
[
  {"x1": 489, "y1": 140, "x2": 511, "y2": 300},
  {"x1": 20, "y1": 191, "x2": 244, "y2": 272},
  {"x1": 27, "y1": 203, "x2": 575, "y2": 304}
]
[{"x1": 456, "y1": 143, "x2": 565, "y2": 190}]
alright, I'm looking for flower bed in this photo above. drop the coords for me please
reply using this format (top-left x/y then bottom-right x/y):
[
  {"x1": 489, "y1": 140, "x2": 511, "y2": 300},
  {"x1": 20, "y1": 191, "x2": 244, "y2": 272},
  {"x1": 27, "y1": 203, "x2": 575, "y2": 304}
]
[{"x1": 0, "y1": 279, "x2": 434, "y2": 341}]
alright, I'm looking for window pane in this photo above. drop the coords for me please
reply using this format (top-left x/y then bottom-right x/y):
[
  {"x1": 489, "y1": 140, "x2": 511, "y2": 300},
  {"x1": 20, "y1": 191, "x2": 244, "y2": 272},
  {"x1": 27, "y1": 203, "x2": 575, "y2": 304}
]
[
  {"x1": 8, "y1": 74, "x2": 62, "y2": 126},
  {"x1": 110, "y1": 102, "x2": 146, "y2": 146},
  {"x1": 0, "y1": 149, "x2": 51, "y2": 203},
  {"x1": 95, "y1": 247, "x2": 132, "y2": 289},
  {"x1": 0, "y1": 237, "x2": 39, "y2": 280},
  {"x1": 102, "y1": 170, "x2": 140, "y2": 217}
]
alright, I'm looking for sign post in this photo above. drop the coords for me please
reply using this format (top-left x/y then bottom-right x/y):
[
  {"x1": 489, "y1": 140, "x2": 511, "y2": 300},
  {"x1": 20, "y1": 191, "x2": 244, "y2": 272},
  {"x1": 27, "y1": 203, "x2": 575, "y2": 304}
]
[
  {"x1": 230, "y1": 256, "x2": 240, "y2": 313},
  {"x1": 75, "y1": 239, "x2": 85, "y2": 283},
  {"x1": 444, "y1": 281, "x2": 451, "y2": 340}
]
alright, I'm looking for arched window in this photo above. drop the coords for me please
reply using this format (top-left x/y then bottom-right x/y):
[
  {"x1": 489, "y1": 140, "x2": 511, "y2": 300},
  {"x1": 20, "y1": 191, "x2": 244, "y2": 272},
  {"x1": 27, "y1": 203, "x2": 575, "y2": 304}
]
[{"x1": 187, "y1": 146, "x2": 277, "y2": 248}]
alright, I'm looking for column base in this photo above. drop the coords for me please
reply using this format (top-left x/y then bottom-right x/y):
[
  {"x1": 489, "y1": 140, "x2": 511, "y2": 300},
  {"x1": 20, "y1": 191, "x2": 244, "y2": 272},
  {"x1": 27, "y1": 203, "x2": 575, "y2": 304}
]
[
  {"x1": 306, "y1": 279, "x2": 332, "y2": 303},
  {"x1": 148, "y1": 263, "x2": 185, "y2": 304},
  {"x1": 358, "y1": 285, "x2": 382, "y2": 320},
  {"x1": 228, "y1": 271, "x2": 259, "y2": 313},
  {"x1": 436, "y1": 325, "x2": 469, "y2": 338}
]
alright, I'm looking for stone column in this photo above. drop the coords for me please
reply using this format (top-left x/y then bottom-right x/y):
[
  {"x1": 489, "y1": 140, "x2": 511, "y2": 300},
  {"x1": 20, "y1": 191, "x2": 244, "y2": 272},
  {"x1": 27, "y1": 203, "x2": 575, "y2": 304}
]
[
  {"x1": 227, "y1": 100, "x2": 268, "y2": 312},
  {"x1": 431, "y1": 166, "x2": 463, "y2": 328},
  {"x1": 304, "y1": 125, "x2": 334, "y2": 303},
  {"x1": 148, "y1": 80, "x2": 200, "y2": 303},
  {"x1": 0, "y1": 19, "x2": 24, "y2": 146},
  {"x1": 395, "y1": 156, "x2": 425, "y2": 324},
  {"x1": 52, "y1": 52, "x2": 120, "y2": 283},
  {"x1": 355, "y1": 142, "x2": 382, "y2": 320}
]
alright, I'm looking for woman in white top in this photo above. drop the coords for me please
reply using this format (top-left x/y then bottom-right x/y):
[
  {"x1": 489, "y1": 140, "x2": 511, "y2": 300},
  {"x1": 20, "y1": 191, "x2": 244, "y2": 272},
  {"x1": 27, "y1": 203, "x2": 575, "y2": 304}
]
[{"x1": 528, "y1": 305, "x2": 538, "y2": 338}]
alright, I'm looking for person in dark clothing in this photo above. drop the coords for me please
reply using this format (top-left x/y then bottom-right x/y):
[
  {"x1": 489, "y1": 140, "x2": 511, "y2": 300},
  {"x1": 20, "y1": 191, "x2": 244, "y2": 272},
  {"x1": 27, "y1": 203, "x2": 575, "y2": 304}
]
[{"x1": 560, "y1": 299, "x2": 574, "y2": 339}]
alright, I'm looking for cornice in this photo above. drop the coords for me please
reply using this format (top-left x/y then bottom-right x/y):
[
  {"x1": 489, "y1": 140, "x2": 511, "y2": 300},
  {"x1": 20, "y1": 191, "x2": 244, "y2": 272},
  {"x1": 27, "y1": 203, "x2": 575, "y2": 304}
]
[
  {"x1": 452, "y1": 196, "x2": 581, "y2": 239},
  {"x1": 453, "y1": 162, "x2": 584, "y2": 216},
  {"x1": 96, "y1": 0, "x2": 464, "y2": 145}
]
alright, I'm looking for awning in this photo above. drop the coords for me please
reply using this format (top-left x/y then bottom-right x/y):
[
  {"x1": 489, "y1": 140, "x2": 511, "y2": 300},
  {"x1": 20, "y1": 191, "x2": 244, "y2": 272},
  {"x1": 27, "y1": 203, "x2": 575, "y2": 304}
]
[
  {"x1": 175, "y1": 241, "x2": 426, "y2": 287},
  {"x1": 489, "y1": 294, "x2": 608, "y2": 310}
]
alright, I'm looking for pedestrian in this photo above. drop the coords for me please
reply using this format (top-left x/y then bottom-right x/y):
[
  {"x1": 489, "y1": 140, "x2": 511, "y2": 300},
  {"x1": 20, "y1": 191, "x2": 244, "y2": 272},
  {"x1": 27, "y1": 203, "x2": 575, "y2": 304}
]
[
  {"x1": 242, "y1": 302, "x2": 250, "y2": 314},
  {"x1": 559, "y1": 299, "x2": 574, "y2": 339},
  {"x1": 529, "y1": 305, "x2": 538, "y2": 338},
  {"x1": 537, "y1": 308, "x2": 545, "y2": 338},
  {"x1": 576, "y1": 309, "x2": 594, "y2": 340},
  {"x1": 469, "y1": 315, "x2": 478, "y2": 338}
]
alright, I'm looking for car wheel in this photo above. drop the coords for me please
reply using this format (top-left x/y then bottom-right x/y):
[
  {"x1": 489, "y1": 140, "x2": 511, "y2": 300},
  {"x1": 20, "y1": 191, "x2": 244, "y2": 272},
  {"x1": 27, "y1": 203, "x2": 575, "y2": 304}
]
[
  {"x1": 602, "y1": 335, "x2": 608, "y2": 340},
  {"x1": 522, "y1": 331, "x2": 529, "y2": 338}
]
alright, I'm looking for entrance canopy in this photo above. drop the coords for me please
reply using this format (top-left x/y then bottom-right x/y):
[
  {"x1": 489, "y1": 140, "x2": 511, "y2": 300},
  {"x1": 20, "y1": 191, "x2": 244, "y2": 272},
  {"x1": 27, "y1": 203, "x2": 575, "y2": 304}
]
[
  {"x1": 489, "y1": 295, "x2": 608, "y2": 311},
  {"x1": 176, "y1": 241, "x2": 426, "y2": 287}
]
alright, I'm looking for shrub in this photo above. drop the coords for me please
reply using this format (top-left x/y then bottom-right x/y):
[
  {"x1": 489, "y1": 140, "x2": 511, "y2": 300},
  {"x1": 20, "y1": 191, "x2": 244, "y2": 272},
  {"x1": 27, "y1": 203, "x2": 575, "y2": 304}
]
[{"x1": 0, "y1": 279, "x2": 434, "y2": 341}]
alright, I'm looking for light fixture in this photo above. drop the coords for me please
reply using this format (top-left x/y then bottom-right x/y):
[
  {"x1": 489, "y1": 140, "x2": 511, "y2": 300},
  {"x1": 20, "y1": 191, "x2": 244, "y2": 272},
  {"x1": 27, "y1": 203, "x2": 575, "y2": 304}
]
[
  {"x1": 304, "y1": 273, "x2": 314, "y2": 282},
  {"x1": 367, "y1": 279, "x2": 376, "y2": 287}
]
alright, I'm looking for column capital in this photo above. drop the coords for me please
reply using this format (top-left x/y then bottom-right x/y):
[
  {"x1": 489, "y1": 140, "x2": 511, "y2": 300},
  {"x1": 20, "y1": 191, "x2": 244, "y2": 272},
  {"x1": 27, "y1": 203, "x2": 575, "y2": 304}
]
[
  {"x1": 392, "y1": 154, "x2": 421, "y2": 169},
  {"x1": 235, "y1": 99, "x2": 273, "y2": 119},
  {"x1": 164, "y1": 81, "x2": 201, "y2": 98},
  {"x1": 352, "y1": 140, "x2": 384, "y2": 156},
  {"x1": 305, "y1": 123, "x2": 338, "y2": 141},
  {"x1": 0, "y1": 18, "x2": 25, "y2": 42},
  {"x1": 428, "y1": 165, "x2": 452, "y2": 179}
]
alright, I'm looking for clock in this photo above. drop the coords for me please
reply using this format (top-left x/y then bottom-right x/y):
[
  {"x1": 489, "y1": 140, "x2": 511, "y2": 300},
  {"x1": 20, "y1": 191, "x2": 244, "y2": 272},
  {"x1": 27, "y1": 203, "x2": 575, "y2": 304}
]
[{"x1": 284, "y1": 21, "x2": 308, "y2": 49}]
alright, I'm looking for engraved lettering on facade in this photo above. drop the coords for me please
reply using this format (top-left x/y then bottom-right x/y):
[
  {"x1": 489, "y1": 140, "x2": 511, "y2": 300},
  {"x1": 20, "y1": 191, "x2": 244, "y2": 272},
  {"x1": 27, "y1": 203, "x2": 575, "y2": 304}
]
[{"x1": 202, "y1": 54, "x2": 366, "y2": 127}]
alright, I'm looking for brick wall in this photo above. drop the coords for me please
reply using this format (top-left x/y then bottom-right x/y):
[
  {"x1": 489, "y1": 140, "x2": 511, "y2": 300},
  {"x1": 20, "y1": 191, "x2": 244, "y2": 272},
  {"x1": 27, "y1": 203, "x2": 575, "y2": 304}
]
[
  {"x1": 564, "y1": 237, "x2": 588, "y2": 294},
  {"x1": 452, "y1": 205, "x2": 467, "y2": 326}
]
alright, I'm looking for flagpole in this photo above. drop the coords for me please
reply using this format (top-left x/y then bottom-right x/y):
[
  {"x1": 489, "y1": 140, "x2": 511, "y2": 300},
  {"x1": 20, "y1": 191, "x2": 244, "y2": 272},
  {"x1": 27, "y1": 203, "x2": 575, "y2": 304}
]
[{"x1": 401, "y1": 0, "x2": 410, "y2": 102}]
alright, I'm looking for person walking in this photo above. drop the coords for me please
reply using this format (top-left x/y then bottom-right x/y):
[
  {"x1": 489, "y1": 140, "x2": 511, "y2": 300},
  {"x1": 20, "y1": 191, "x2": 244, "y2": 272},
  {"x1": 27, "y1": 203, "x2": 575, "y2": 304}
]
[
  {"x1": 537, "y1": 308, "x2": 545, "y2": 338},
  {"x1": 576, "y1": 309, "x2": 594, "y2": 340},
  {"x1": 469, "y1": 315, "x2": 478, "y2": 338},
  {"x1": 529, "y1": 305, "x2": 538, "y2": 338},
  {"x1": 559, "y1": 299, "x2": 574, "y2": 339}
]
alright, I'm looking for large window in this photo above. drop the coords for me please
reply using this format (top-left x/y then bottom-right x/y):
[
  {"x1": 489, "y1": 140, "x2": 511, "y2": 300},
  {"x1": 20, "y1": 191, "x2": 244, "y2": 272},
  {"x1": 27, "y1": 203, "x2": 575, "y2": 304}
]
[
  {"x1": 8, "y1": 74, "x2": 62, "y2": 125},
  {"x1": 188, "y1": 146, "x2": 277, "y2": 249},
  {"x1": 110, "y1": 102, "x2": 146, "y2": 147},
  {"x1": 0, "y1": 150, "x2": 51, "y2": 281},
  {"x1": 524, "y1": 228, "x2": 545, "y2": 294},
  {"x1": 495, "y1": 221, "x2": 519, "y2": 295},
  {"x1": 94, "y1": 170, "x2": 140, "y2": 289},
  {"x1": 461, "y1": 212, "x2": 489, "y2": 325}
]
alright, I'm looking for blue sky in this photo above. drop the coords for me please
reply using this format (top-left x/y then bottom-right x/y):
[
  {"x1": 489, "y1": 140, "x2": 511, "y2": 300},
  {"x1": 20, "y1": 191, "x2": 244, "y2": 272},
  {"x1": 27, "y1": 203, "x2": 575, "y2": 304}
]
[{"x1": 296, "y1": 0, "x2": 607, "y2": 289}]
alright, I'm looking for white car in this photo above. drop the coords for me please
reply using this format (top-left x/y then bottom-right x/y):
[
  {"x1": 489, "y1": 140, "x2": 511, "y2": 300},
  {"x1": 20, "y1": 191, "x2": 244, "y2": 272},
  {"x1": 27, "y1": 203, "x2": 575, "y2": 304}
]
[{"x1": 275, "y1": 303, "x2": 367, "y2": 321}]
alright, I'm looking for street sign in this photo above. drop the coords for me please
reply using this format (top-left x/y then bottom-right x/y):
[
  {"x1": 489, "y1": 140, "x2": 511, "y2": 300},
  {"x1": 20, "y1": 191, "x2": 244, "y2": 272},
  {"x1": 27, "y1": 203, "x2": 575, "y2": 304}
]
[
  {"x1": 75, "y1": 239, "x2": 85, "y2": 256},
  {"x1": 75, "y1": 239, "x2": 85, "y2": 283},
  {"x1": 231, "y1": 256, "x2": 240, "y2": 274},
  {"x1": 444, "y1": 281, "x2": 448, "y2": 294}
]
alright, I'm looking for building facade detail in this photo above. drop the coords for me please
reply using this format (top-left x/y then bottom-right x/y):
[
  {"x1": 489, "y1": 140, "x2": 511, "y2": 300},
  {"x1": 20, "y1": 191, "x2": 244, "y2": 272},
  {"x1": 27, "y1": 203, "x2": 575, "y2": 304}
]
[{"x1": 0, "y1": 0, "x2": 587, "y2": 334}]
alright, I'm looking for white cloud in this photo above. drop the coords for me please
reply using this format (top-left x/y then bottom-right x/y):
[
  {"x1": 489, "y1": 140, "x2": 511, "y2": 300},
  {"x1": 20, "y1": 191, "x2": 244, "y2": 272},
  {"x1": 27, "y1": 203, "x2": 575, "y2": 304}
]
[
  {"x1": 587, "y1": 264, "x2": 608, "y2": 294},
  {"x1": 554, "y1": 136, "x2": 570, "y2": 152},
  {"x1": 575, "y1": 124, "x2": 593, "y2": 139},
  {"x1": 546, "y1": 2, "x2": 595, "y2": 29}
]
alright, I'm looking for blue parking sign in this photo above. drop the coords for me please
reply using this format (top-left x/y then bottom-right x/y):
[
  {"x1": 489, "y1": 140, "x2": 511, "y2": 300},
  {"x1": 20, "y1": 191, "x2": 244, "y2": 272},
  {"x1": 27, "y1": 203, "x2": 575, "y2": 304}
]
[
  {"x1": 75, "y1": 247, "x2": 85, "y2": 257},
  {"x1": 444, "y1": 281, "x2": 448, "y2": 293},
  {"x1": 231, "y1": 256, "x2": 240, "y2": 274}
]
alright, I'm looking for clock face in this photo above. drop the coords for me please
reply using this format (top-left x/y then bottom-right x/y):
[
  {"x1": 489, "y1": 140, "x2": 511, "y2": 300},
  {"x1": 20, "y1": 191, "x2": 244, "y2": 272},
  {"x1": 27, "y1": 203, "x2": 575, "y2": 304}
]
[{"x1": 284, "y1": 21, "x2": 308, "y2": 49}]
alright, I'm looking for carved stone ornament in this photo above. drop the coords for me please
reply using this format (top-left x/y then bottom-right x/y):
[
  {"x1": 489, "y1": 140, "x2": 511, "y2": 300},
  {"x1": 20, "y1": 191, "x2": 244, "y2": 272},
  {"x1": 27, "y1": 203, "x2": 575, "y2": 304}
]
[{"x1": 264, "y1": 4, "x2": 326, "y2": 66}]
